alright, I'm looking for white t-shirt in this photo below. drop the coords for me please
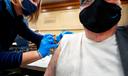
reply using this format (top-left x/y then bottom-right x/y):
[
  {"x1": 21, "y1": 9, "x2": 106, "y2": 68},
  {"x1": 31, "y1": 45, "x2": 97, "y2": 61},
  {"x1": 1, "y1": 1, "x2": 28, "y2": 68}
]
[{"x1": 56, "y1": 32, "x2": 124, "y2": 76}]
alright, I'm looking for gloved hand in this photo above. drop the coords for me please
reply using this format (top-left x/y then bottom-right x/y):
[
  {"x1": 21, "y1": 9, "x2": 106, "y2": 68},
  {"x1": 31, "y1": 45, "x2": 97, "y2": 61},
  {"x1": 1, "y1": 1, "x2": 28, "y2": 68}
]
[
  {"x1": 56, "y1": 31, "x2": 73, "y2": 43},
  {"x1": 38, "y1": 34, "x2": 58, "y2": 58}
]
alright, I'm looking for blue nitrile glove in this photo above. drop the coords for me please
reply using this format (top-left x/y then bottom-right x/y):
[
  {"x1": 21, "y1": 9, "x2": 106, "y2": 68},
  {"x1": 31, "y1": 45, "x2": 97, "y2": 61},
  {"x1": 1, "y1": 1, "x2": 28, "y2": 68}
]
[
  {"x1": 38, "y1": 34, "x2": 58, "y2": 58},
  {"x1": 56, "y1": 31, "x2": 73, "y2": 43}
]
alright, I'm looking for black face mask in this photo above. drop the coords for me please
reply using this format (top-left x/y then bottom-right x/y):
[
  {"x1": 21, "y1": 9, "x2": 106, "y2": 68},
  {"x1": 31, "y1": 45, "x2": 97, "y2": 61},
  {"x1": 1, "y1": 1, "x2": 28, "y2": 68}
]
[
  {"x1": 22, "y1": 0, "x2": 37, "y2": 16},
  {"x1": 79, "y1": 0, "x2": 121, "y2": 33}
]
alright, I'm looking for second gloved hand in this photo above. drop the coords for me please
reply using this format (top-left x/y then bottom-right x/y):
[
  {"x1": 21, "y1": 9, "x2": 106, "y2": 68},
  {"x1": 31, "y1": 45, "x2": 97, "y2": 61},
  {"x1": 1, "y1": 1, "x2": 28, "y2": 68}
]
[
  {"x1": 56, "y1": 31, "x2": 73, "y2": 43},
  {"x1": 38, "y1": 34, "x2": 58, "y2": 58}
]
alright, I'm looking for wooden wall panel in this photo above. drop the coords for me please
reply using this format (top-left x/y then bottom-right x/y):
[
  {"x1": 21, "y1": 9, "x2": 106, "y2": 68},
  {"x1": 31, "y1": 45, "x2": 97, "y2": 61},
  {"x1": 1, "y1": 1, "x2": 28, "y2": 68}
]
[{"x1": 41, "y1": 0, "x2": 128, "y2": 12}]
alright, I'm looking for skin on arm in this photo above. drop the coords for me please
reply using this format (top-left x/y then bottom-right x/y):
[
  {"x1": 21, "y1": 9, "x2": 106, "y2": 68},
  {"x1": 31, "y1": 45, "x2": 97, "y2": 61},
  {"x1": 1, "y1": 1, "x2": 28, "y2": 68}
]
[
  {"x1": 44, "y1": 45, "x2": 61, "y2": 76},
  {"x1": 21, "y1": 51, "x2": 41, "y2": 65}
]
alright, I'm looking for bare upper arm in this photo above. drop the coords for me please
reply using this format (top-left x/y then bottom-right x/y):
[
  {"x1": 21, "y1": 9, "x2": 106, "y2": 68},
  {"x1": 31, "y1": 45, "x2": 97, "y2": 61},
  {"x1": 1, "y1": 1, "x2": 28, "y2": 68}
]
[{"x1": 44, "y1": 45, "x2": 61, "y2": 76}]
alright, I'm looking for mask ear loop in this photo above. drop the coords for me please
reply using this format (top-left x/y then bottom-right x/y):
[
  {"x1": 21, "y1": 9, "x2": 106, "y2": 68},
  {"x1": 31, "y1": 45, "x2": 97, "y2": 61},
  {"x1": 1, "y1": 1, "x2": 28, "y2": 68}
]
[
  {"x1": 30, "y1": 0, "x2": 38, "y2": 6},
  {"x1": 81, "y1": 0, "x2": 95, "y2": 5},
  {"x1": 20, "y1": 0, "x2": 26, "y2": 10}
]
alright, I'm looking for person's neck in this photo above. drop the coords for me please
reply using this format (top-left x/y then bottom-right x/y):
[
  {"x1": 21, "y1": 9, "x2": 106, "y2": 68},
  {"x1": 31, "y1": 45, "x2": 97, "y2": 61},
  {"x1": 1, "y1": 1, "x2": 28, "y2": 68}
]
[{"x1": 85, "y1": 26, "x2": 117, "y2": 42}]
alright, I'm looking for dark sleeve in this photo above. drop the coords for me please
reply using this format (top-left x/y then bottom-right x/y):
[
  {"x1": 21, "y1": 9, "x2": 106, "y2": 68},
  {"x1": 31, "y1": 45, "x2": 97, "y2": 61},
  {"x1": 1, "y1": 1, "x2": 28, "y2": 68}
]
[
  {"x1": 16, "y1": 16, "x2": 43, "y2": 48},
  {"x1": 0, "y1": 51, "x2": 22, "y2": 69},
  {"x1": 0, "y1": 1, "x2": 1, "y2": 12}
]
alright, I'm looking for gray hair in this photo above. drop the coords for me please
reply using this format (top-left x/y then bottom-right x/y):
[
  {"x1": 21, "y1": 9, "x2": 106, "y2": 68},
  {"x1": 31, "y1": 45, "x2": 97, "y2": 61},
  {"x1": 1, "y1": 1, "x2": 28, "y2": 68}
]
[
  {"x1": 80, "y1": 0, "x2": 85, "y2": 5},
  {"x1": 80, "y1": 0, "x2": 95, "y2": 5}
]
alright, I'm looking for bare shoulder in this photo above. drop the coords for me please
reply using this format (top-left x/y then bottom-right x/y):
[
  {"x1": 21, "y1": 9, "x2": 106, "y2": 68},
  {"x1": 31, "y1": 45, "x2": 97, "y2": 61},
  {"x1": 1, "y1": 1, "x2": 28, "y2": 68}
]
[{"x1": 44, "y1": 45, "x2": 61, "y2": 76}]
